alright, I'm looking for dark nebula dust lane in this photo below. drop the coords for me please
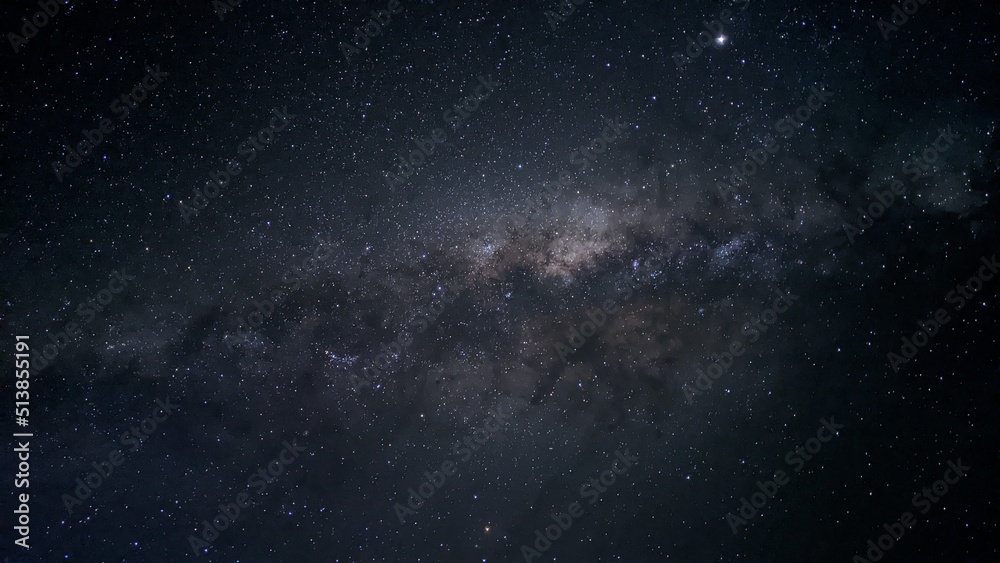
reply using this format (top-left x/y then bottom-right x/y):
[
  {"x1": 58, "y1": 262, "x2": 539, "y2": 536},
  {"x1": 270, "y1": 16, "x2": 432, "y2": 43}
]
[{"x1": 1, "y1": 0, "x2": 999, "y2": 561}]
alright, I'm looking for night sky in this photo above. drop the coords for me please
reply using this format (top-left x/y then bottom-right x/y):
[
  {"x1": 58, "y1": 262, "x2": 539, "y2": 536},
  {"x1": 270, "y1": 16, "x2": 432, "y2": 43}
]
[{"x1": 2, "y1": 0, "x2": 1000, "y2": 561}]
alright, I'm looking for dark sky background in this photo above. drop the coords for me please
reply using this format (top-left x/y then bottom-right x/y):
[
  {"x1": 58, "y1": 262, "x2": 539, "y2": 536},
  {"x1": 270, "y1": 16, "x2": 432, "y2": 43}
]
[{"x1": 1, "y1": 0, "x2": 999, "y2": 561}]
